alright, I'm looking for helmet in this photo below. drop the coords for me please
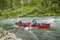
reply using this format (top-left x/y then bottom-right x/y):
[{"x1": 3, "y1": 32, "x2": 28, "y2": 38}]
[{"x1": 33, "y1": 19, "x2": 36, "y2": 20}]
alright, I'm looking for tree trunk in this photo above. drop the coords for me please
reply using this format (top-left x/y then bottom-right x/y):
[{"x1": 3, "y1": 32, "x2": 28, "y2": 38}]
[
  {"x1": 28, "y1": 0, "x2": 30, "y2": 3},
  {"x1": 20, "y1": 0, "x2": 24, "y2": 5}
]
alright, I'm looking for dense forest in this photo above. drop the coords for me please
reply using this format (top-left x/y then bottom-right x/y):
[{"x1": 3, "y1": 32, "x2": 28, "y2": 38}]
[{"x1": 0, "y1": 0, "x2": 60, "y2": 18}]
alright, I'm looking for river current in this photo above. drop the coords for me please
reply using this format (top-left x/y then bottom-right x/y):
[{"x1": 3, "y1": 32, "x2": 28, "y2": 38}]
[{"x1": 0, "y1": 16, "x2": 60, "y2": 40}]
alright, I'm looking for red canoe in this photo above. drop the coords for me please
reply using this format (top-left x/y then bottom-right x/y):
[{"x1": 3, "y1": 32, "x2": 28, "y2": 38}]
[{"x1": 15, "y1": 22, "x2": 50, "y2": 29}]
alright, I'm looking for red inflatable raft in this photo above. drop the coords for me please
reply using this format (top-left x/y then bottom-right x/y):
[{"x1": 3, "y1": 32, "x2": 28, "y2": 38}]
[{"x1": 15, "y1": 22, "x2": 50, "y2": 29}]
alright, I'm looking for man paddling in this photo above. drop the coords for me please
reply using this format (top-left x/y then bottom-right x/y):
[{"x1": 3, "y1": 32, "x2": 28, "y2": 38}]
[
  {"x1": 32, "y1": 19, "x2": 43, "y2": 26},
  {"x1": 32, "y1": 19, "x2": 38, "y2": 26},
  {"x1": 18, "y1": 20, "x2": 23, "y2": 24}
]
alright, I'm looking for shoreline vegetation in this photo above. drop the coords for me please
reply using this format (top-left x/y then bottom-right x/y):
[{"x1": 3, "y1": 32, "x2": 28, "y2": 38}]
[
  {"x1": 0, "y1": 12, "x2": 60, "y2": 19},
  {"x1": 0, "y1": 0, "x2": 60, "y2": 18}
]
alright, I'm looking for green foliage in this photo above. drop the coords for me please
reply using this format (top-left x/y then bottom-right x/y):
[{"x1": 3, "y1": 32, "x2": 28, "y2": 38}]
[{"x1": 0, "y1": 0, "x2": 60, "y2": 18}]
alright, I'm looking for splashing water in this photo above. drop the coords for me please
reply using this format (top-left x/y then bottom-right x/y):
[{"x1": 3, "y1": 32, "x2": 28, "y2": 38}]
[{"x1": 0, "y1": 16, "x2": 60, "y2": 40}]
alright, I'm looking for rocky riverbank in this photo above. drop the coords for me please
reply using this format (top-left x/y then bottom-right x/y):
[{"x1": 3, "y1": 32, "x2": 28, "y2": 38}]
[
  {"x1": 0, "y1": 27, "x2": 23, "y2": 40},
  {"x1": 0, "y1": 27, "x2": 37, "y2": 40}
]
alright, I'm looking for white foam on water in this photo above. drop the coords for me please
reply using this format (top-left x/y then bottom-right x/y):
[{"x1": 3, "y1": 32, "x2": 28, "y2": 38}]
[{"x1": 0, "y1": 16, "x2": 60, "y2": 40}]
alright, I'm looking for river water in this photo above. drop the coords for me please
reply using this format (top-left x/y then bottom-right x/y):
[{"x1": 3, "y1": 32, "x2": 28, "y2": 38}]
[{"x1": 0, "y1": 16, "x2": 60, "y2": 40}]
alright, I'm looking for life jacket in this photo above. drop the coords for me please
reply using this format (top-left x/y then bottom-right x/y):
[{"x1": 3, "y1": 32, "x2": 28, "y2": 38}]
[
  {"x1": 18, "y1": 20, "x2": 22, "y2": 24},
  {"x1": 32, "y1": 20, "x2": 37, "y2": 24}
]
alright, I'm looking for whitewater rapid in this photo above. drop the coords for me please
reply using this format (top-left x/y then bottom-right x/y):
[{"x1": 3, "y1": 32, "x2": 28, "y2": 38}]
[{"x1": 0, "y1": 16, "x2": 60, "y2": 40}]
